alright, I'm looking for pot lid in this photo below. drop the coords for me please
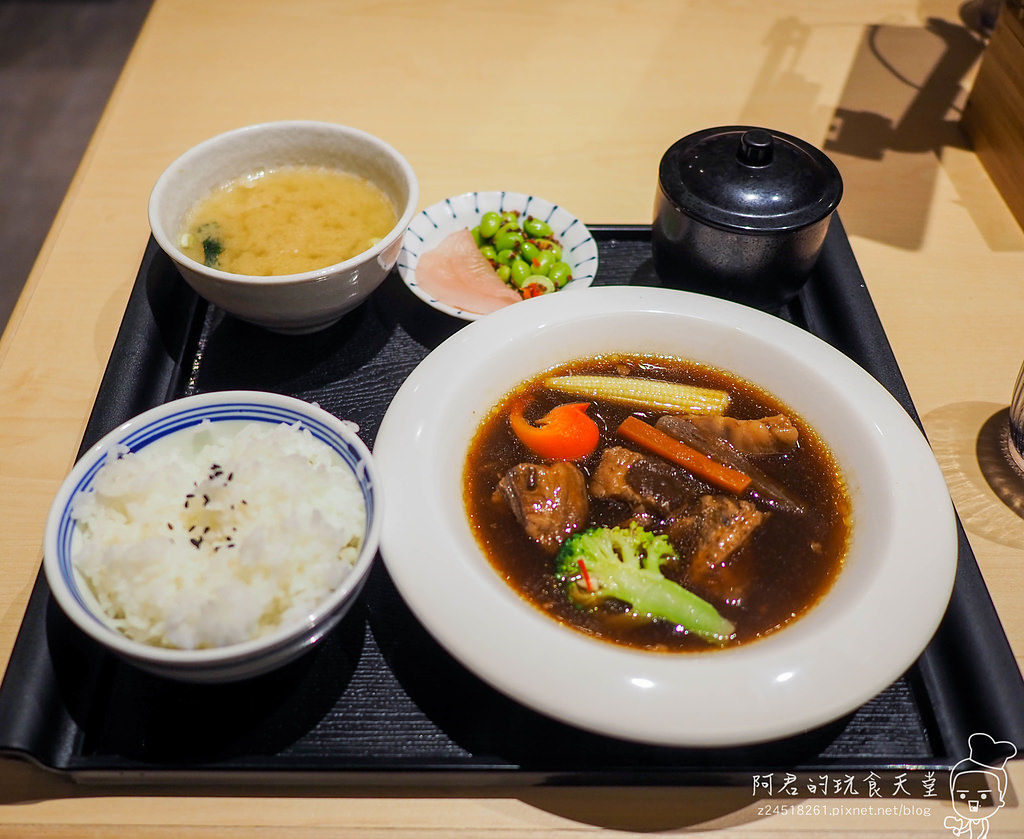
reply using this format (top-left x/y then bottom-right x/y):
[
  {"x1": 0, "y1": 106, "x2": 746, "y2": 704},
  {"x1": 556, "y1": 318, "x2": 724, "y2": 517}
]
[{"x1": 658, "y1": 126, "x2": 843, "y2": 233}]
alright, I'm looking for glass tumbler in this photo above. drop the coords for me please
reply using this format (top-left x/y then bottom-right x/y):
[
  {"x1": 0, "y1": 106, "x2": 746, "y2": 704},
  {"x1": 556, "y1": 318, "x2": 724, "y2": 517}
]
[{"x1": 1009, "y1": 360, "x2": 1024, "y2": 473}]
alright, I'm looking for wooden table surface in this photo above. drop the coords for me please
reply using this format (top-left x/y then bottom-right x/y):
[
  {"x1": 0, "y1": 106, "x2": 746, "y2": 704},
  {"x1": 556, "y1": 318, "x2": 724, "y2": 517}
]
[{"x1": 2, "y1": 0, "x2": 1024, "y2": 835}]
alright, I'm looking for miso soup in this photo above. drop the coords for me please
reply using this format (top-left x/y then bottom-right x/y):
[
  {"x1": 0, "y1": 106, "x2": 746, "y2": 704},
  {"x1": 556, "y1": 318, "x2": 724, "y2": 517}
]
[{"x1": 179, "y1": 165, "x2": 397, "y2": 276}]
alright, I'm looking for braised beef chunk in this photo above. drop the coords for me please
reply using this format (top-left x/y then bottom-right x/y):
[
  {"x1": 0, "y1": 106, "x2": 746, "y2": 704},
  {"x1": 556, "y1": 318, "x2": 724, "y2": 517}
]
[
  {"x1": 655, "y1": 415, "x2": 806, "y2": 514},
  {"x1": 589, "y1": 447, "x2": 645, "y2": 511},
  {"x1": 495, "y1": 462, "x2": 589, "y2": 552},
  {"x1": 657, "y1": 413, "x2": 797, "y2": 455},
  {"x1": 627, "y1": 457, "x2": 707, "y2": 514},
  {"x1": 670, "y1": 495, "x2": 767, "y2": 604},
  {"x1": 589, "y1": 446, "x2": 705, "y2": 515}
]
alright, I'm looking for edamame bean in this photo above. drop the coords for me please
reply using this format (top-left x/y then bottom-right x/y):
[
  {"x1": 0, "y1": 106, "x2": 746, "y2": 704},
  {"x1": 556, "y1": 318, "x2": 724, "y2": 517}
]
[
  {"x1": 523, "y1": 216, "x2": 553, "y2": 239},
  {"x1": 479, "y1": 211, "x2": 502, "y2": 239},
  {"x1": 524, "y1": 275, "x2": 556, "y2": 294},
  {"x1": 510, "y1": 258, "x2": 533, "y2": 287},
  {"x1": 532, "y1": 250, "x2": 556, "y2": 275},
  {"x1": 479, "y1": 245, "x2": 498, "y2": 262},
  {"x1": 493, "y1": 228, "x2": 525, "y2": 252},
  {"x1": 549, "y1": 261, "x2": 572, "y2": 287},
  {"x1": 520, "y1": 241, "x2": 541, "y2": 265}
]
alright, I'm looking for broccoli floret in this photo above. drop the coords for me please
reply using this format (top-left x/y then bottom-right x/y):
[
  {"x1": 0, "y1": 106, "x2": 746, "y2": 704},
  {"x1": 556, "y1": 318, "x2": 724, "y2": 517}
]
[{"x1": 555, "y1": 522, "x2": 735, "y2": 644}]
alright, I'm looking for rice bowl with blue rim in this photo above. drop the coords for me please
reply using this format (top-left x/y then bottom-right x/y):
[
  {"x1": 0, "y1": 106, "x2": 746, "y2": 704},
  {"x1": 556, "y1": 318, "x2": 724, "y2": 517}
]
[{"x1": 44, "y1": 391, "x2": 381, "y2": 683}]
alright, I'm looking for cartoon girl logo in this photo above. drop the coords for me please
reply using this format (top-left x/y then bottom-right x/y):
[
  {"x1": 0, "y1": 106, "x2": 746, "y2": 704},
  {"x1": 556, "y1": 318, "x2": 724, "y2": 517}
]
[{"x1": 944, "y1": 732, "x2": 1018, "y2": 839}]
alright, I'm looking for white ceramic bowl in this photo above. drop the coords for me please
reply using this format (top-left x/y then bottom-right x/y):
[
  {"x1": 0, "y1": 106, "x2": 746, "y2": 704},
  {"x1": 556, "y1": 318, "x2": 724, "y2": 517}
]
[
  {"x1": 149, "y1": 121, "x2": 419, "y2": 334},
  {"x1": 44, "y1": 391, "x2": 382, "y2": 683},
  {"x1": 396, "y1": 191, "x2": 599, "y2": 320},
  {"x1": 374, "y1": 285, "x2": 958, "y2": 747}
]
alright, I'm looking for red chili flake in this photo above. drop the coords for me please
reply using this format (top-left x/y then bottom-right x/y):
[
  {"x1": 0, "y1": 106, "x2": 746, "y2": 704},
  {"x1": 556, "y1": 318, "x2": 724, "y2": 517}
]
[{"x1": 577, "y1": 559, "x2": 594, "y2": 593}]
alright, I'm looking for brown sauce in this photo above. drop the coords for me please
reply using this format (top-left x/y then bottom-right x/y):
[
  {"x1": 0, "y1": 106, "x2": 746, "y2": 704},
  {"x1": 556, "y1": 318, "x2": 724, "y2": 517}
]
[{"x1": 463, "y1": 354, "x2": 851, "y2": 652}]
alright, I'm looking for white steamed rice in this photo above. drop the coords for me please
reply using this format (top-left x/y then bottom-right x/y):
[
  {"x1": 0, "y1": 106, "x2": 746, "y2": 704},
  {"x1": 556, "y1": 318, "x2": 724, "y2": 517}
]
[{"x1": 71, "y1": 419, "x2": 366, "y2": 650}]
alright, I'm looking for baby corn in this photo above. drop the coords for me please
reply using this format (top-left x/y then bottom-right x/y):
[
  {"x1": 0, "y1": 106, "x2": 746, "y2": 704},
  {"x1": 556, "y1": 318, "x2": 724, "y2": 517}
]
[{"x1": 544, "y1": 375, "x2": 730, "y2": 415}]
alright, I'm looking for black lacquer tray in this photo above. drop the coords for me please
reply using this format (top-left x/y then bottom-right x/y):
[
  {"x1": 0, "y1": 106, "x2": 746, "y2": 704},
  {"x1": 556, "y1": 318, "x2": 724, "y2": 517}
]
[{"x1": 2, "y1": 220, "x2": 1022, "y2": 785}]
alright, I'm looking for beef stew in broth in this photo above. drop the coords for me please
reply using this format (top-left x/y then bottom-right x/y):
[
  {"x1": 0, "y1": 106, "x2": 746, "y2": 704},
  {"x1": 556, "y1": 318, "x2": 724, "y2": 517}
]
[{"x1": 463, "y1": 354, "x2": 851, "y2": 652}]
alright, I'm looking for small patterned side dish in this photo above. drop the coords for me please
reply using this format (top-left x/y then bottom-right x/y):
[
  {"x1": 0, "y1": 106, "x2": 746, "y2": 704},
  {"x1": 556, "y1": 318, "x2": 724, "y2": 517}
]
[{"x1": 397, "y1": 191, "x2": 599, "y2": 321}]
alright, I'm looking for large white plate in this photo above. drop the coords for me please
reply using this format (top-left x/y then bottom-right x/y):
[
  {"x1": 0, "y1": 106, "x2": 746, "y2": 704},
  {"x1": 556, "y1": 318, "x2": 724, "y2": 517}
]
[{"x1": 373, "y1": 285, "x2": 957, "y2": 747}]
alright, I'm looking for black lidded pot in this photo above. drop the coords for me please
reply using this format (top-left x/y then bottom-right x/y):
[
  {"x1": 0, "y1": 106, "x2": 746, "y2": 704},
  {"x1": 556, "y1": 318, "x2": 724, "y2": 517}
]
[{"x1": 652, "y1": 126, "x2": 843, "y2": 309}]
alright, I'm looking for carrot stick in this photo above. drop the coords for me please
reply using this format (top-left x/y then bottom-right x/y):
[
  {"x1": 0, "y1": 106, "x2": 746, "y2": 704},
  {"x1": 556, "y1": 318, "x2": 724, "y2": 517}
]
[{"x1": 618, "y1": 415, "x2": 752, "y2": 494}]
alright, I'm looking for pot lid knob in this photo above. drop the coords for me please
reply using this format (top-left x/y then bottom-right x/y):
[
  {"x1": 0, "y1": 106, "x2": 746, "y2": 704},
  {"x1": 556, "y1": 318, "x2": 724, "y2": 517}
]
[{"x1": 738, "y1": 129, "x2": 773, "y2": 167}]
